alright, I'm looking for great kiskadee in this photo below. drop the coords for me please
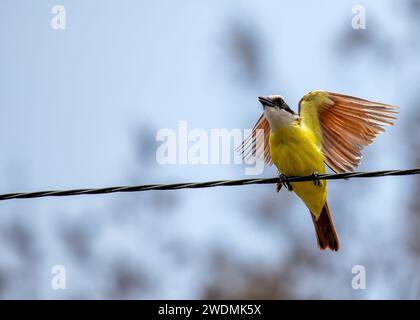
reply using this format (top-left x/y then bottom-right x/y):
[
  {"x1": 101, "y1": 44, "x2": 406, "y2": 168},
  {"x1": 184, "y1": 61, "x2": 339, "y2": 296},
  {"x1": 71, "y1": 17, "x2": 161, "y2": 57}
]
[{"x1": 240, "y1": 91, "x2": 398, "y2": 251}]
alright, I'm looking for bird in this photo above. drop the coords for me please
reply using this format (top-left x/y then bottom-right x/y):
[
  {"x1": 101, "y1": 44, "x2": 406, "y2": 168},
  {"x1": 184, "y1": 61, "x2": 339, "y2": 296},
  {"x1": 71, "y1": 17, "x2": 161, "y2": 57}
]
[{"x1": 240, "y1": 91, "x2": 398, "y2": 251}]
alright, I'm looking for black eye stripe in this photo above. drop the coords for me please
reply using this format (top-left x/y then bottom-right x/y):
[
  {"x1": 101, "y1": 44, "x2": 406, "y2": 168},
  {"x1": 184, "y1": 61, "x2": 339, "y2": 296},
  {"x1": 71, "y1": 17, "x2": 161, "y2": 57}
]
[
  {"x1": 272, "y1": 97, "x2": 284, "y2": 105},
  {"x1": 283, "y1": 105, "x2": 295, "y2": 114},
  {"x1": 266, "y1": 96, "x2": 295, "y2": 114},
  {"x1": 278, "y1": 103, "x2": 295, "y2": 115}
]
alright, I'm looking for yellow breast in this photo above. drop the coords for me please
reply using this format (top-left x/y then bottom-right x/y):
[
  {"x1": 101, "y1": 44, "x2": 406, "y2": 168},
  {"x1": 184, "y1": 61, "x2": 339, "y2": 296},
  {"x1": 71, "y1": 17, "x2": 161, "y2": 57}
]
[{"x1": 269, "y1": 123, "x2": 327, "y2": 218}]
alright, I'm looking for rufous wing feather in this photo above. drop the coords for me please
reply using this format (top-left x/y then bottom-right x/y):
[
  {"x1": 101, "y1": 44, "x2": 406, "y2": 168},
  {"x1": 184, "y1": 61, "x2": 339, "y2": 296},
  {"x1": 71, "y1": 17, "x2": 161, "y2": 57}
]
[
  {"x1": 299, "y1": 91, "x2": 398, "y2": 173},
  {"x1": 238, "y1": 114, "x2": 272, "y2": 165}
]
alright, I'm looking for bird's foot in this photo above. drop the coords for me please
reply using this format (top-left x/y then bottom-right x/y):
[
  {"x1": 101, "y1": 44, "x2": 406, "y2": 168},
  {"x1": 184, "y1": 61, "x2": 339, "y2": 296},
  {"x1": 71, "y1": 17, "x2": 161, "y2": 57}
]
[
  {"x1": 311, "y1": 171, "x2": 322, "y2": 187},
  {"x1": 278, "y1": 173, "x2": 293, "y2": 192}
]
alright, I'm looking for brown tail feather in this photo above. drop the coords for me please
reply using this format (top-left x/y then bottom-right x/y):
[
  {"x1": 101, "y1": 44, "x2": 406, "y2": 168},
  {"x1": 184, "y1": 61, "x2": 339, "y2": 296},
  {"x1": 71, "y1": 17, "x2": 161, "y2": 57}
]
[{"x1": 311, "y1": 202, "x2": 339, "y2": 251}]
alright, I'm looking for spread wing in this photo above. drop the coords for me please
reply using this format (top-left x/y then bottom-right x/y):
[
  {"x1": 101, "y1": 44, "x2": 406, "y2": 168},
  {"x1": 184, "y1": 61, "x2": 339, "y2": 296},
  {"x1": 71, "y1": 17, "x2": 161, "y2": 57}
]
[
  {"x1": 238, "y1": 114, "x2": 272, "y2": 165},
  {"x1": 299, "y1": 90, "x2": 398, "y2": 173}
]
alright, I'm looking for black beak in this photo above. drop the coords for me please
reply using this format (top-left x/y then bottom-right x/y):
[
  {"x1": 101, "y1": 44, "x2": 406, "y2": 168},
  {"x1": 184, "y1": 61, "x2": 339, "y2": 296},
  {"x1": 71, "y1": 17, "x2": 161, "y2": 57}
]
[{"x1": 258, "y1": 96, "x2": 274, "y2": 108}]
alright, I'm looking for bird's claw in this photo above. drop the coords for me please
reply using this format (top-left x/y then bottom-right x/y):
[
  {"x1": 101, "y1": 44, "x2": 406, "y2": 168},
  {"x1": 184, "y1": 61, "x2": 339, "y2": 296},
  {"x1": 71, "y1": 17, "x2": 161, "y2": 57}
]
[
  {"x1": 278, "y1": 174, "x2": 293, "y2": 192},
  {"x1": 312, "y1": 172, "x2": 322, "y2": 187}
]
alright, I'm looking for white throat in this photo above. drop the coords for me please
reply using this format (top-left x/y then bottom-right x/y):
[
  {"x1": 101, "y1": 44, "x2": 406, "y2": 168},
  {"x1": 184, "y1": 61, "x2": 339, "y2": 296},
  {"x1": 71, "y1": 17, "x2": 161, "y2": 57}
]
[{"x1": 264, "y1": 107, "x2": 297, "y2": 131}]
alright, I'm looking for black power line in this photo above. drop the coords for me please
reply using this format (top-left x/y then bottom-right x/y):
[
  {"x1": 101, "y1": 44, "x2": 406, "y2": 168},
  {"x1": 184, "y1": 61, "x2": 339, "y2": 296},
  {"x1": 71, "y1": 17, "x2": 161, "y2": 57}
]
[{"x1": 0, "y1": 168, "x2": 419, "y2": 202}]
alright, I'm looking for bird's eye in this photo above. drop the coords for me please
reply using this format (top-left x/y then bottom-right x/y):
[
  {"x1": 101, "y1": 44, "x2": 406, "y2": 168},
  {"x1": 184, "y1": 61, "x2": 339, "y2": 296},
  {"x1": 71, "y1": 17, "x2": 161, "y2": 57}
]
[{"x1": 275, "y1": 98, "x2": 284, "y2": 106}]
